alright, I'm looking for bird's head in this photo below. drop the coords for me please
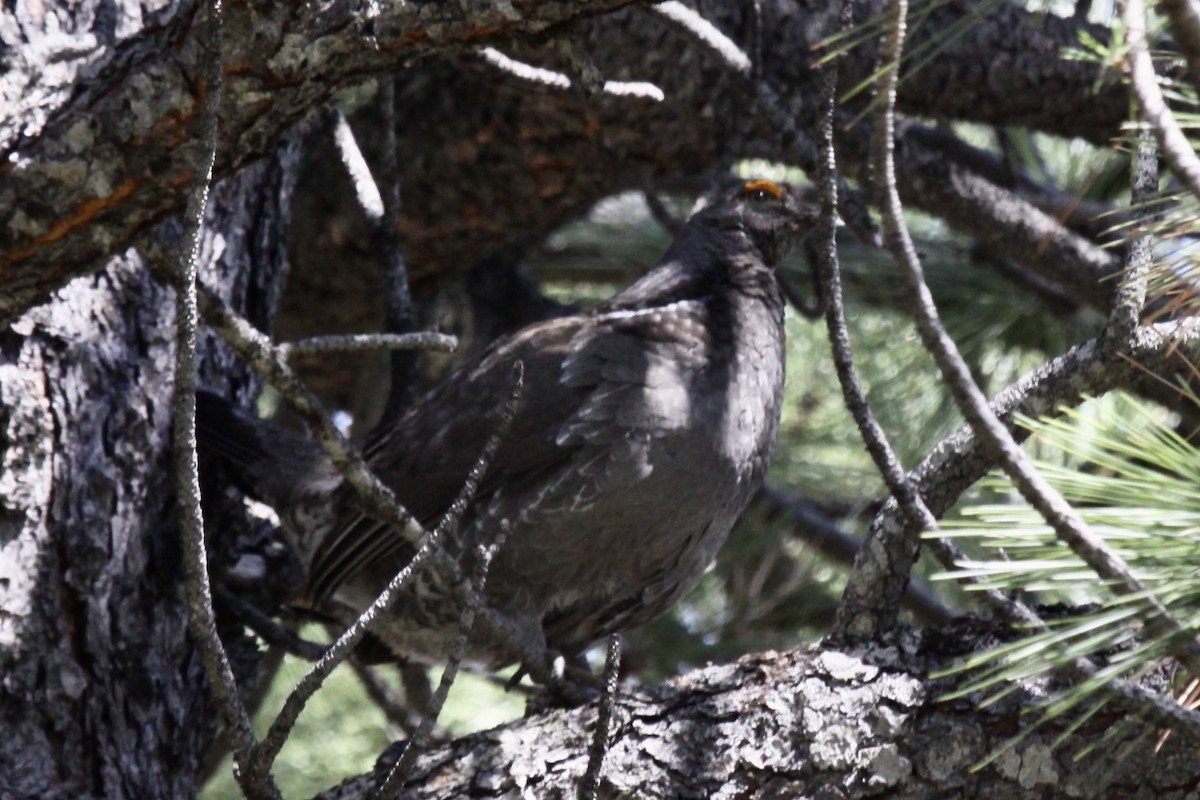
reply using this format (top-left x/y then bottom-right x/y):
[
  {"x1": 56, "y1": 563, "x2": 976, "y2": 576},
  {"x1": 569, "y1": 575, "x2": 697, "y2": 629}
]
[
  {"x1": 699, "y1": 179, "x2": 820, "y2": 267},
  {"x1": 602, "y1": 179, "x2": 821, "y2": 311}
]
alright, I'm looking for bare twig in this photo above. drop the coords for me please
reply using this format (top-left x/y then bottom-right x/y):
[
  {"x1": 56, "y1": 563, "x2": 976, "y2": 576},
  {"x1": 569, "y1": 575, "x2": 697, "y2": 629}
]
[
  {"x1": 331, "y1": 102, "x2": 421, "y2": 419},
  {"x1": 847, "y1": 1, "x2": 1200, "y2": 738},
  {"x1": 478, "y1": 47, "x2": 664, "y2": 101},
  {"x1": 877, "y1": 318, "x2": 1200, "y2": 537},
  {"x1": 249, "y1": 362, "x2": 525, "y2": 785},
  {"x1": 277, "y1": 332, "x2": 457, "y2": 359},
  {"x1": 377, "y1": 82, "x2": 419, "y2": 417},
  {"x1": 579, "y1": 633, "x2": 622, "y2": 800},
  {"x1": 248, "y1": 533, "x2": 441, "y2": 783},
  {"x1": 651, "y1": 2, "x2": 751, "y2": 73},
  {"x1": 378, "y1": 522, "x2": 513, "y2": 799},
  {"x1": 1126, "y1": 0, "x2": 1200, "y2": 203},
  {"x1": 184, "y1": 276, "x2": 559, "y2": 687},
  {"x1": 196, "y1": 282, "x2": 429, "y2": 552},
  {"x1": 1153, "y1": 0, "x2": 1200, "y2": 115},
  {"x1": 216, "y1": 588, "x2": 329, "y2": 661},
  {"x1": 813, "y1": 1, "x2": 941, "y2": 641},
  {"x1": 170, "y1": 2, "x2": 272, "y2": 797},
  {"x1": 1108, "y1": 125, "x2": 1158, "y2": 340},
  {"x1": 332, "y1": 108, "x2": 386, "y2": 222},
  {"x1": 873, "y1": 0, "x2": 1200, "y2": 687}
]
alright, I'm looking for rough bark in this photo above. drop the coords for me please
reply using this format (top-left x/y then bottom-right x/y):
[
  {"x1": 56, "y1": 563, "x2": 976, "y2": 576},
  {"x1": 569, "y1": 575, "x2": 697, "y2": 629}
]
[
  {"x1": 318, "y1": 630, "x2": 1200, "y2": 800},
  {"x1": 3, "y1": 0, "x2": 1126, "y2": 331},
  {"x1": 0, "y1": 136, "x2": 299, "y2": 800},
  {"x1": 0, "y1": 251, "x2": 203, "y2": 800},
  {"x1": 0, "y1": 0, "x2": 636, "y2": 329}
]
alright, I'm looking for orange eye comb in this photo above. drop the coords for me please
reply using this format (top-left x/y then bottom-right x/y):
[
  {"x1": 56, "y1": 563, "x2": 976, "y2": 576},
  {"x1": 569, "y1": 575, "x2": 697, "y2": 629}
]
[{"x1": 741, "y1": 180, "x2": 784, "y2": 200}]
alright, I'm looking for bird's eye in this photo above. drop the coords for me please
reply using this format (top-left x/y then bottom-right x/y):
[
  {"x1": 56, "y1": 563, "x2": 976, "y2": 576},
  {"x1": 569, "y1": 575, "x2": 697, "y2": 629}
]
[{"x1": 741, "y1": 180, "x2": 784, "y2": 203}]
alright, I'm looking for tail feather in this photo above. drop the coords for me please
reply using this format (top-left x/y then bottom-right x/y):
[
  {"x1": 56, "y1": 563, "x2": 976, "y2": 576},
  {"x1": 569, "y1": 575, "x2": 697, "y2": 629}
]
[
  {"x1": 195, "y1": 391, "x2": 338, "y2": 506},
  {"x1": 195, "y1": 391, "x2": 273, "y2": 467}
]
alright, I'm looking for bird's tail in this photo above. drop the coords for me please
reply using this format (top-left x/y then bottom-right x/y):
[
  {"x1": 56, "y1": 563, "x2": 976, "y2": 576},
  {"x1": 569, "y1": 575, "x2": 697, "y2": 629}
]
[{"x1": 195, "y1": 391, "x2": 339, "y2": 507}]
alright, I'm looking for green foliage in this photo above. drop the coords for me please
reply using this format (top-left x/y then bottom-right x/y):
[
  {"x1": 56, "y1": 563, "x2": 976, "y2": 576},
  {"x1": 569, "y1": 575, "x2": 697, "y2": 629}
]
[
  {"x1": 931, "y1": 391, "x2": 1200, "y2": 751},
  {"x1": 201, "y1": 648, "x2": 523, "y2": 799},
  {"x1": 202, "y1": 652, "x2": 392, "y2": 800}
]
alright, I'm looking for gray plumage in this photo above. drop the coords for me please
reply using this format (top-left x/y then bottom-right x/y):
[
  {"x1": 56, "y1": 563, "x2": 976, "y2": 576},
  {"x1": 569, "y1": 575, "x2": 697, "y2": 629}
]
[{"x1": 201, "y1": 180, "x2": 817, "y2": 667}]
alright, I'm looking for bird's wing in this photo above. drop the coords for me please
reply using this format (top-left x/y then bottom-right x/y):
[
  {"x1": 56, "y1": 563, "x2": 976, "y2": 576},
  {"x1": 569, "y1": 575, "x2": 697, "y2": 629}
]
[
  {"x1": 545, "y1": 300, "x2": 711, "y2": 499},
  {"x1": 304, "y1": 299, "x2": 712, "y2": 605},
  {"x1": 304, "y1": 316, "x2": 591, "y2": 601}
]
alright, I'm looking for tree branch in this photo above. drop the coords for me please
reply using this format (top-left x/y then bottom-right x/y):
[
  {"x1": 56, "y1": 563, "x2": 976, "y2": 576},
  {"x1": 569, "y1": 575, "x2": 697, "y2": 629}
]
[
  {"x1": 0, "y1": 0, "x2": 636, "y2": 329},
  {"x1": 870, "y1": 0, "x2": 1200, "y2": 687},
  {"x1": 1125, "y1": 0, "x2": 1200, "y2": 203},
  {"x1": 169, "y1": 2, "x2": 272, "y2": 796},
  {"x1": 312, "y1": 632, "x2": 1200, "y2": 800},
  {"x1": 3, "y1": 0, "x2": 1131, "y2": 333}
]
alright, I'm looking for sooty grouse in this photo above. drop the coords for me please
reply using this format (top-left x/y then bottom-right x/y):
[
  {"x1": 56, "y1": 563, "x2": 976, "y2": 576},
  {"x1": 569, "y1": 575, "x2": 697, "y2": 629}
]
[{"x1": 200, "y1": 179, "x2": 818, "y2": 668}]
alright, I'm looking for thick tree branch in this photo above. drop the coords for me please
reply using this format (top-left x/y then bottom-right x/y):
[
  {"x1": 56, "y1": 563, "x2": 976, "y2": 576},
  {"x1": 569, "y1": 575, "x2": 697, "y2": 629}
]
[
  {"x1": 2, "y1": 0, "x2": 1128, "y2": 332},
  {"x1": 312, "y1": 632, "x2": 1200, "y2": 800},
  {"x1": 892, "y1": 127, "x2": 1122, "y2": 313},
  {"x1": 0, "y1": 0, "x2": 635, "y2": 329}
]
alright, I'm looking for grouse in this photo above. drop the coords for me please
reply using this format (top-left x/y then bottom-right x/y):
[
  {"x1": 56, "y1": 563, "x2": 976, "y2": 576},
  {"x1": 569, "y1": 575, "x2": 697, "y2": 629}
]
[{"x1": 200, "y1": 179, "x2": 818, "y2": 668}]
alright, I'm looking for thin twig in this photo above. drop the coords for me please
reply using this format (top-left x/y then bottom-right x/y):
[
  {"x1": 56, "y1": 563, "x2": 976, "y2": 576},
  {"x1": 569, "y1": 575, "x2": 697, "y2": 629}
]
[
  {"x1": 652, "y1": 2, "x2": 751, "y2": 73},
  {"x1": 277, "y1": 332, "x2": 457, "y2": 359},
  {"x1": 649, "y1": 0, "x2": 880, "y2": 245},
  {"x1": 196, "y1": 282, "x2": 429, "y2": 552},
  {"x1": 217, "y1": 588, "x2": 329, "y2": 661},
  {"x1": 872, "y1": 0, "x2": 1200, "y2": 687},
  {"x1": 248, "y1": 528, "x2": 443, "y2": 784},
  {"x1": 378, "y1": 82, "x2": 419, "y2": 417},
  {"x1": 1126, "y1": 0, "x2": 1200, "y2": 203},
  {"x1": 378, "y1": 522, "x2": 513, "y2": 799},
  {"x1": 579, "y1": 633, "x2": 622, "y2": 800},
  {"x1": 478, "y1": 47, "x2": 664, "y2": 101},
  {"x1": 813, "y1": 0, "x2": 940, "y2": 641},
  {"x1": 332, "y1": 108, "x2": 386, "y2": 222},
  {"x1": 248, "y1": 362, "x2": 525, "y2": 784},
  {"x1": 176, "y1": 207, "x2": 549, "y2": 679},
  {"x1": 185, "y1": 277, "x2": 559, "y2": 686},
  {"x1": 1108, "y1": 125, "x2": 1158, "y2": 340},
  {"x1": 170, "y1": 1, "x2": 272, "y2": 797},
  {"x1": 875, "y1": 318, "x2": 1200, "y2": 546},
  {"x1": 331, "y1": 102, "x2": 423, "y2": 419}
]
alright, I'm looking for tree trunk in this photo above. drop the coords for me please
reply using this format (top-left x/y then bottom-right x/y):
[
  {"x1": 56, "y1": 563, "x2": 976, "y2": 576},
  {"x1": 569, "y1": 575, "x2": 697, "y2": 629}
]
[{"x1": 0, "y1": 137, "x2": 299, "y2": 799}]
